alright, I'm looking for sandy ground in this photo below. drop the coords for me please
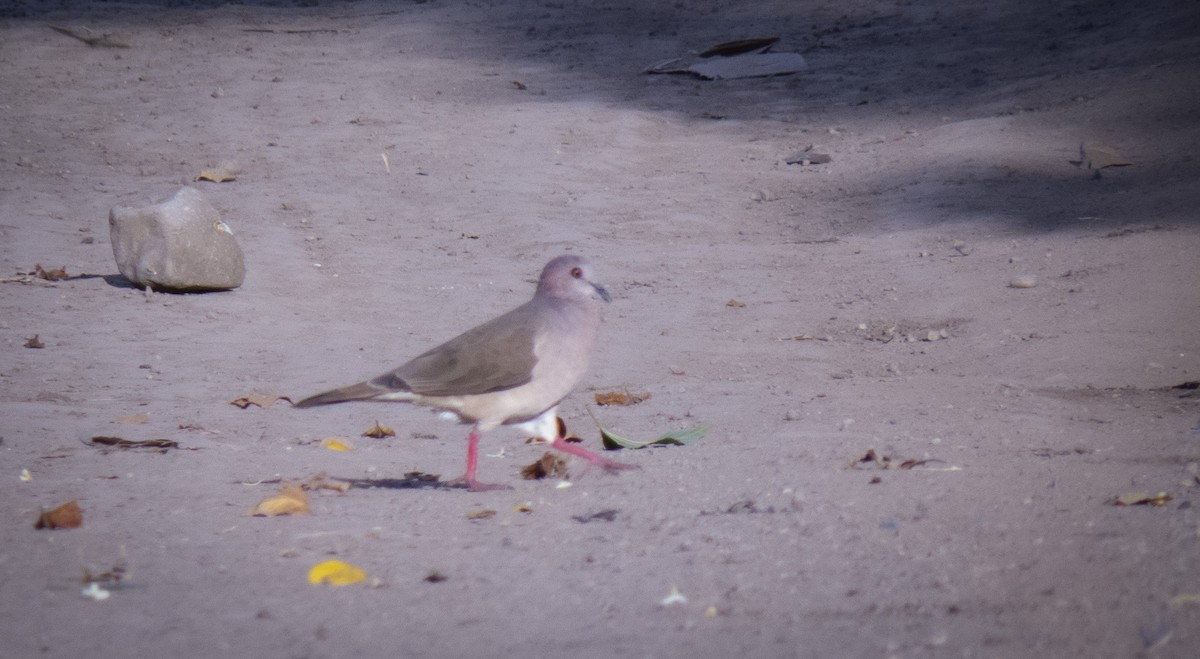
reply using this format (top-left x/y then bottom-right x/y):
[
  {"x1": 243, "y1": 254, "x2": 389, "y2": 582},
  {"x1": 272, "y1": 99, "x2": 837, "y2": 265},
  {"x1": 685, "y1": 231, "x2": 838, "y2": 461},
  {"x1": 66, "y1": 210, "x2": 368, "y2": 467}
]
[{"x1": 3, "y1": 0, "x2": 1200, "y2": 657}]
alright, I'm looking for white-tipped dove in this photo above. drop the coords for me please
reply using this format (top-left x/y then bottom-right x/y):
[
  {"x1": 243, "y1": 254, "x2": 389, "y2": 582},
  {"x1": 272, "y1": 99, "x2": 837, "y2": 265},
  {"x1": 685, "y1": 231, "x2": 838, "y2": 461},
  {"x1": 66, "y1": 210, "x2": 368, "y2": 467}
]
[{"x1": 294, "y1": 255, "x2": 635, "y2": 491}]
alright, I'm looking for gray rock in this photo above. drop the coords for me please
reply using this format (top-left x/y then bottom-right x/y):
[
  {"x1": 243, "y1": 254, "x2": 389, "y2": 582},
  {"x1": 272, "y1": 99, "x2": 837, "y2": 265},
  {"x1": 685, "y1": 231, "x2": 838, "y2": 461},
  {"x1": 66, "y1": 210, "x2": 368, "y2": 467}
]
[{"x1": 109, "y1": 187, "x2": 245, "y2": 292}]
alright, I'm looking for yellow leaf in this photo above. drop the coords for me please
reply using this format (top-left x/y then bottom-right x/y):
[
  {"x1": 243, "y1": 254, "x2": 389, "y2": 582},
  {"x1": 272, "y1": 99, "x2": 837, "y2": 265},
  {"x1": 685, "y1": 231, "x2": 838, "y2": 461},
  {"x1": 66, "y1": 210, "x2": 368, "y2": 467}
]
[
  {"x1": 321, "y1": 437, "x2": 354, "y2": 451},
  {"x1": 252, "y1": 485, "x2": 310, "y2": 516},
  {"x1": 594, "y1": 390, "x2": 652, "y2": 406},
  {"x1": 466, "y1": 508, "x2": 496, "y2": 520},
  {"x1": 308, "y1": 559, "x2": 366, "y2": 586}
]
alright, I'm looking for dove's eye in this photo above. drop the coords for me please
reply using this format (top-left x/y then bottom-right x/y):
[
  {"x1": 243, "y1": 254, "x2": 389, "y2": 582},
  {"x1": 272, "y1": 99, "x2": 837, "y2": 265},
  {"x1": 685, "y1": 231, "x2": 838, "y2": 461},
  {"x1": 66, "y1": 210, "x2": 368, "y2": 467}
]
[{"x1": 570, "y1": 267, "x2": 583, "y2": 279}]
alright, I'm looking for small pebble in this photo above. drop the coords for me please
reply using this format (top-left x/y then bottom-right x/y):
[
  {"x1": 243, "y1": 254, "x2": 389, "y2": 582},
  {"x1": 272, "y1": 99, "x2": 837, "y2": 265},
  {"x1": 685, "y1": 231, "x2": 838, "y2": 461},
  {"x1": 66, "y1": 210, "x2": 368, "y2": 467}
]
[{"x1": 1009, "y1": 275, "x2": 1037, "y2": 289}]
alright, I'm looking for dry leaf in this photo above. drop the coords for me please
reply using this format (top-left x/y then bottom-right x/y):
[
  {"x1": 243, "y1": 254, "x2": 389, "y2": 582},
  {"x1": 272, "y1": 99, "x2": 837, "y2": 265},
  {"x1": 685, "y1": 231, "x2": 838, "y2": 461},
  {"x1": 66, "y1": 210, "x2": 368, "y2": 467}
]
[
  {"x1": 726, "y1": 299, "x2": 746, "y2": 308},
  {"x1": 466, "y1": 508, "x2": 496, "y2": 520},
  {"x1": 572, "y1": 509, "x2": 618, "y2": 523},
  {"x1": 90, "y1": 436, "x2": 180, "y2": 452},
  {"x1": 511, "y1": 80, "x2": 528, "y2": 90},
  {"x1": 83, "y1": 552, "x2": 129, "y2": 586},
  {"x1": 308, "y1": 559, "x2": 366, "y2": 586},
  {"x1": 321, "y1": 437, "x2": 354, "y2": 451},
  {"x1": 35, "y1": 500, "x2": 83, "y2": 529},
  {"x1": 362, "y1": 421, "x2": 396, "y2": 439},
  {"x1": 594, "y1": 390, "x2": 652, "y2": 406},
  {"x1": 301, "y1": 473, "x2": 352, "y2": 493},
  {"x1": 34, "y1": 264, "x2": 71, "y2": 280},
  {"x1": 252, "y1": 484, "x2": 310, "y2": 516},
  {"x1": 847, "y1": 449, "x2": 939, "y2": 470},
  {"x1": 521, "y1": 452, "x2": 568, "y2": 480},
  {"x1": 24, "y1": 335, "x2": 45, "y2": 349},
  {"x1": 699, "y1": 37, "x2": 780, "y2": 57},
  {"x1": 1077, "y1": 143, "x2": 1132, "y2": 170},
  {"x1": 513, "y1": 503, "x2": 533, "y2": 513},
  {"x1": 114, "y1": 414, "x2": 149, "y2": 425},
  {"x1": 230, "y1": 394, "x2": 292, "y2": 409},
  {"x1": 197, "y1": 161, "x2": 241, "y2": 182},
  {"x1": 1112, "y1": 491, "x2": 1172, "y2": 507},
  {"x1": 424, "y1": 571, "x2": 448, "y2": 583}
]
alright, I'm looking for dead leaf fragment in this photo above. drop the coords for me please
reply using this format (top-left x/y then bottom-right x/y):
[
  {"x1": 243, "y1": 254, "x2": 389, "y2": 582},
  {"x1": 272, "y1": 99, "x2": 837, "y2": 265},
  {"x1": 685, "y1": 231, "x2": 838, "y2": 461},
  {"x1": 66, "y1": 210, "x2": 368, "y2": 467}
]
[
  {"x1": 301, "y1": 473, "x2": 352, "y2": 493},
  {"x1": 1112, "y1": 491, "x2": 1173, "y2": 507},
  {"x1": 1074, "y1": 142, "x2": 1132, "y2": 170},
  {"x1": 83, "y1": 561, "x2": 128, "y2": 586},
  {"x1": 197, "y1": 161, "x2": 241, "y2": 183},
  {"x1": 646, "y1": 40, "x2": 807, "y2": 80},
  {"x1": 424, "y1": 571, "x2": 448, "y2": 583},
  {"x1": 521, "y1": 452, "x2": 569, "y2": 480},
  {"x1": 34, "y1": 264, "x2": 84, "y2": 281},
  {"x1": 114, "y1": 414, "x2": 149, "y2": 425},
  {"x1": 465, "y1": 508, "x2": 496, "y2": 520},
  {"x1": 24, "y1": 335, "x2": 45, "y2": 349},
  {"x1": 252, "y1": 484, "x2": 310, "y2": 516},
  {"x1": 847, "y1": 449, "x2": 938, "y2": 470},
  {"x1": 726, "y1": 299, "x2": 746, "y2": 308},
  {"x1": 35, "y1": 500, "x2": 83, "y2": 529},
  {"x1": 90, "y1": 436, "x2": 180, "y2": 452},
  {"x1": 362, "y1": 421, "x2": 396, "y2": 439},
  {"x1": 594, "y1": 390, "x2": 652, "y2": 406},
  {"x1": 699, "y1": 37, "x2": 780, "y2": 58},
  {"x1": 308, "y1": 559, "x2": 366, "y2": 586},
  {"x1": 34, "y1": 262, "x2": 66, "y2": 278},
  {"x1": 572, "y1": 509, "x2": 618, "y2": 523},
  {"x1": 230, "y1": 394, "x2": 292, "y2": 409}
]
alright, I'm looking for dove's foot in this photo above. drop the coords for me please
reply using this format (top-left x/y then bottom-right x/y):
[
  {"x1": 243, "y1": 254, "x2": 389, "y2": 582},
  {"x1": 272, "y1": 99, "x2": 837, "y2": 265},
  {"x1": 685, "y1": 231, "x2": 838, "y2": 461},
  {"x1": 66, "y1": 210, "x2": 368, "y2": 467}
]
[{"x1": 551, "y1": 436, "x2": 639, "y2": 474}]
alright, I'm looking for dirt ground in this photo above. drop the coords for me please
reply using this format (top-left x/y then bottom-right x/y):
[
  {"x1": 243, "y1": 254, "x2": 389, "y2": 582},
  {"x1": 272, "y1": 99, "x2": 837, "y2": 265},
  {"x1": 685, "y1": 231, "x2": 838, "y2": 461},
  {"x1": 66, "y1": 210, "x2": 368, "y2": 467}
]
[{"x1": 3, "y1": 0, "x2": 1200, "y2": 657}]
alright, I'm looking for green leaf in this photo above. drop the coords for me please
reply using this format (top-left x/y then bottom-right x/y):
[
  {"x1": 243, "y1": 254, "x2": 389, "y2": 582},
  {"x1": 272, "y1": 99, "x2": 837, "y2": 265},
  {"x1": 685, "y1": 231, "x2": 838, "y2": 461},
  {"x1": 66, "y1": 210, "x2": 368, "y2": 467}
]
[{"x1": 586, "y1": 407, "x2": 708, "y2": 450}]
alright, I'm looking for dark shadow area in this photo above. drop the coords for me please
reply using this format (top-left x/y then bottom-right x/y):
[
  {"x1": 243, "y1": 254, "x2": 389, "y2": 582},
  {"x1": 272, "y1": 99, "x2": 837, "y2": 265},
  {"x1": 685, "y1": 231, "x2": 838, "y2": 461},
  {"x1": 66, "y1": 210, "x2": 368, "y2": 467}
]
[
  {"x1": 7, "y1": 0, "x2": 1196, "y2": 116},
  {"x1": 5, "y1": 0, "x2": 1198, "y2": 234},
  {"x1": 795, "y1": 151, "x2": 1200, "y2": 237},
  {"x1": 102, "y1": 273, "x2": 140, "y2": 288},
  {"x1": 341, "y1": 472, "x2": 457, "y2": 490}
]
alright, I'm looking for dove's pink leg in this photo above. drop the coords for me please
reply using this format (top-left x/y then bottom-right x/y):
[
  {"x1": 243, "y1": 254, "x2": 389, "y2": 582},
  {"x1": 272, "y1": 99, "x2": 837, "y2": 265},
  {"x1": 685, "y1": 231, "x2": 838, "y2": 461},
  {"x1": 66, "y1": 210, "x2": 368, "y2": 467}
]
[
  {"x1": 447, "y1": 429, "x2": 511, "y2": 492},
  {"x1": 551, "y1": 436, "x2": 639, "y2": 474}
]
